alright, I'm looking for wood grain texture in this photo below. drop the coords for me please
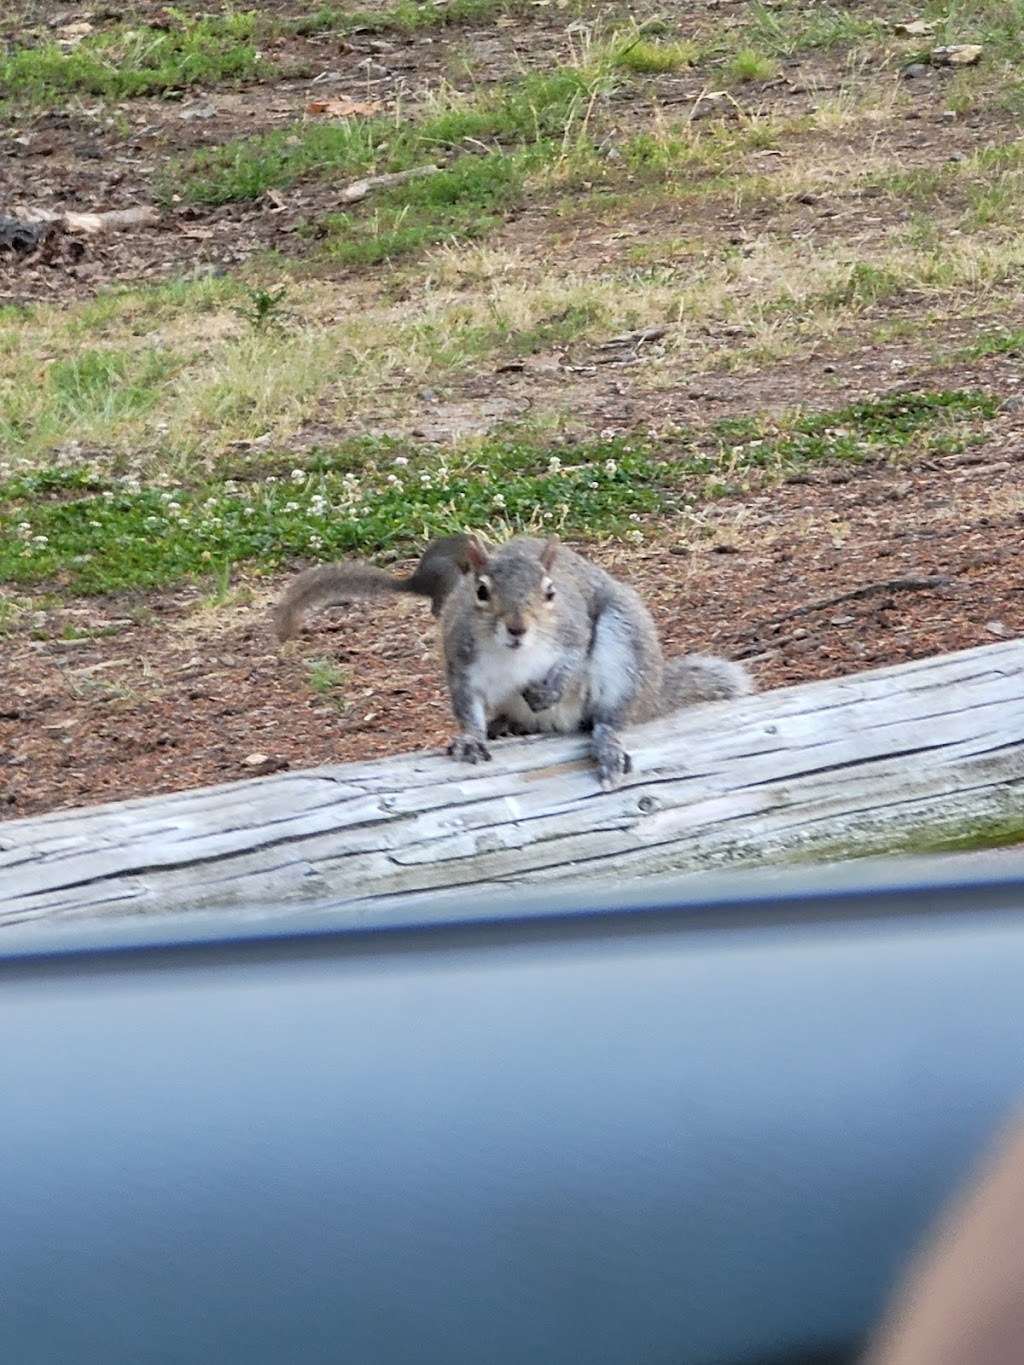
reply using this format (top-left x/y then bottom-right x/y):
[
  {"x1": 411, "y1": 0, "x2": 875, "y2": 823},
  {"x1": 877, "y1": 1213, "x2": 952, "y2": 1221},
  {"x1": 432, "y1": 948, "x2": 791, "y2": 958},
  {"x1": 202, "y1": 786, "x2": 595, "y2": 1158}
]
[{"x1": 2, "y1": 641, "x2": 1022, "y2": 926}]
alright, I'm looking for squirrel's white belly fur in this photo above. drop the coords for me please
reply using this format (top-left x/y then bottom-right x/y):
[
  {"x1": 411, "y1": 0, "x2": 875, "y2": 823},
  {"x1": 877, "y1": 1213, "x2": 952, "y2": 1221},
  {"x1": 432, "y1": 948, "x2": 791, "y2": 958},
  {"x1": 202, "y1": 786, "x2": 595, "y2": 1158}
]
[{"x1": 469, "y1": 632, "x2": 587, "y2": 732}]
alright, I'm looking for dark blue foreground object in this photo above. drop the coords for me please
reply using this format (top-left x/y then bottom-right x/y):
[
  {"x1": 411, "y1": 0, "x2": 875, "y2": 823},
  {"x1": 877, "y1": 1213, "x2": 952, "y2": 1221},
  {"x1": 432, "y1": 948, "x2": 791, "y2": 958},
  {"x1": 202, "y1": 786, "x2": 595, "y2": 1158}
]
[{"x1": 2, "y1": 858, "x2": 1024, "y2": 1365}]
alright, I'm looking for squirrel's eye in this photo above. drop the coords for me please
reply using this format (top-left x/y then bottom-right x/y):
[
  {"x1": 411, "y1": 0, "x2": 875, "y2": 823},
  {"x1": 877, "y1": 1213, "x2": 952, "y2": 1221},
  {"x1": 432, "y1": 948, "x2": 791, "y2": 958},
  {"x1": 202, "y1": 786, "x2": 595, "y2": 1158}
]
[
  {"x1": 476, "y1": 581, "x2": 491, "y2": 603},
  {"x1": 543, "y1": 579, "x2": 556, "y2": 602}
]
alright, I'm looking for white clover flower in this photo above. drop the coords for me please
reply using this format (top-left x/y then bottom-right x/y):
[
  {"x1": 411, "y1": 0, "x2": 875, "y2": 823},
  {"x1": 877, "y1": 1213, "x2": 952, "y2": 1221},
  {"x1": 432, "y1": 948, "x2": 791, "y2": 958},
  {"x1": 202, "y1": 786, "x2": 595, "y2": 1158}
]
[
  {"x1": 309, "y1": 533, "x2": 323, "y2": 550},
  {"x1": 393, "y1": 456, "x2": 409, "y2": 467},
  {"x1": 32, "y1": 534, "x2": 49, "y2": 546},
  {"x1": 604, "y1": 459, "x2": 618, "y2": 475},
  {"x1": 547, "y1": 455, "x2": 562, "y2": 475},
  {"x1": 386, "y1": 474, "x2": 401, "y2": 487},
  {"x1": 626, "y1": 529, "x2": 644, "y2": 545},
  {"x1": 291, "y1": 468, "x2": 305, "y2": 484},
  {"x1": 89, "y1": 521, "x2": 102, "y2": 529},
  {"x1": 16, "y1": 521, "x2": 31, "y2": 538},
  {"x1": 600, "y1": 427, "x2": 616, "y2": 439},
  {"x1": 492, "y1": 493, "x2": 506, "y2": 509},
  {"x1": 283, "y1": 501, "x2": 300, "y2": 513}
]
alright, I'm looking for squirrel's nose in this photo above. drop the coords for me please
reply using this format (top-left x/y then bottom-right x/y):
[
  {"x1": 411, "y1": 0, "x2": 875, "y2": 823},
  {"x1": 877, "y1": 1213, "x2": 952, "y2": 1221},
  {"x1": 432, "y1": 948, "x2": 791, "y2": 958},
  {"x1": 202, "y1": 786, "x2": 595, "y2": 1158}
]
[{"x1": 505, "y1": 621, "x2": 528, "y2": 642}]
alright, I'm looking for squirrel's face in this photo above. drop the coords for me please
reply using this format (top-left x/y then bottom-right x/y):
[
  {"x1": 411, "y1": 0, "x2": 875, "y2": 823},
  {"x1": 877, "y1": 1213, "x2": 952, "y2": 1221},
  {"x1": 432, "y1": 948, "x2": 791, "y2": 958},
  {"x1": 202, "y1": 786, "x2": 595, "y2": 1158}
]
[{"x1": 473, "y1": 563, "x2": 558, "y2": 651}]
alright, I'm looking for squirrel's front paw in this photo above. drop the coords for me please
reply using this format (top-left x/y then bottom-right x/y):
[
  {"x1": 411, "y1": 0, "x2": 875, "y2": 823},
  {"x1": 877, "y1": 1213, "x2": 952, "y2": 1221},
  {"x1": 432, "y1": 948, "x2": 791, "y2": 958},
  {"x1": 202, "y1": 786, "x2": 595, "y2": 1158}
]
[
  {"x1": 447, "y1": 734, "x2": 492, "y2": 765},
  {"x1": 521, "y1": 673, "x2": 565, "y2": 713},
  {"x1": 593, "y1": 725, "x2": 633, "y2": 791}
]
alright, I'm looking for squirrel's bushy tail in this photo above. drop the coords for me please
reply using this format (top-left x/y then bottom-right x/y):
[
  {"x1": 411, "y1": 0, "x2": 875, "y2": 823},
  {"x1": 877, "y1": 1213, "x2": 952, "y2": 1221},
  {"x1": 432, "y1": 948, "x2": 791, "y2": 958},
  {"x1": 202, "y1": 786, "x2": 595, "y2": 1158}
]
[
  {"x1": 659, "y1": 653, "x2": 753, "y2": 712},
  {"x1": 273, "y1": 563, "x2": 405, "y2": 641}
]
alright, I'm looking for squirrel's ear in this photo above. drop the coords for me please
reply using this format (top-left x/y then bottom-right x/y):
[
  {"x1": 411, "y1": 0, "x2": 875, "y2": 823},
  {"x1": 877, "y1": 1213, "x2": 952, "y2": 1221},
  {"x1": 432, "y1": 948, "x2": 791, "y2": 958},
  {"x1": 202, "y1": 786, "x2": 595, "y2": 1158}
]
[
  {"x1": 466, "y1": 534, "x2": 489, "y2": 573},
  {"x1": 540, "y1": 536, "x2": 560, "y2": 571}
]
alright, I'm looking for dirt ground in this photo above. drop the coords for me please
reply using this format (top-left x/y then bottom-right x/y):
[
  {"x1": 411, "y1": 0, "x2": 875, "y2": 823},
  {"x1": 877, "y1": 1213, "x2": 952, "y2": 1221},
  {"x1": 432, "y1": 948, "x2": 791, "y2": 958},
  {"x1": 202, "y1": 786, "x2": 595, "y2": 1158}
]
[{"x1": 1, "y1": 0, "x2": 1022, "y2": 821}]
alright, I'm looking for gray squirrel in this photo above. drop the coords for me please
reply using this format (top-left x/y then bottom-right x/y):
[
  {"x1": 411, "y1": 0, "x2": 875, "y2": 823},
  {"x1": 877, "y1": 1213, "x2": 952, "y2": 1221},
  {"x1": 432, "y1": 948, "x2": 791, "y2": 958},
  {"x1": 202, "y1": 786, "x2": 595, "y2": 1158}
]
[{"x1": 274, "y1": 533, "x2": 752, "y2": 789}]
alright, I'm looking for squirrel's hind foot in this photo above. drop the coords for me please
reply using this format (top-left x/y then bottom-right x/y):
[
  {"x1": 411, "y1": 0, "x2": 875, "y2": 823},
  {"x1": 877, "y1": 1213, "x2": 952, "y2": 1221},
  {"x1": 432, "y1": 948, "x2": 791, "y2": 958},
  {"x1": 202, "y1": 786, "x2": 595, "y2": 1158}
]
[{"x1": 447, "y1": 734, "x2": 492, "y2": 765}]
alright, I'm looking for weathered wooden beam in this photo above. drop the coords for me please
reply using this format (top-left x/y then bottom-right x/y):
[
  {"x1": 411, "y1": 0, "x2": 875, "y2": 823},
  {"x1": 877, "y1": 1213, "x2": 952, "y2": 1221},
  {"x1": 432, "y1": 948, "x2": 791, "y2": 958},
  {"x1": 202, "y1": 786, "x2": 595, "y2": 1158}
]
[{"x1": 1, "y1": 640, "x2": 1022, "y2": 926}]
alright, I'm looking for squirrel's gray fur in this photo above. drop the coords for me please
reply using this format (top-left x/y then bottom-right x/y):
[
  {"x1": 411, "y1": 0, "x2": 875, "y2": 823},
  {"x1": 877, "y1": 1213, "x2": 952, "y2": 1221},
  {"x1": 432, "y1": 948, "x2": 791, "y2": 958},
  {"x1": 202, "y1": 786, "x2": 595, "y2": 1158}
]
[
  {"x1": 442, "y1": 535, "x2": 751, "y2": 789},
  {"x1": 273, "y1": 533, "x2": 476, "y2": 640},
  {"x1": 274, "y1": 532, "x2": 751, "y2": 790}
]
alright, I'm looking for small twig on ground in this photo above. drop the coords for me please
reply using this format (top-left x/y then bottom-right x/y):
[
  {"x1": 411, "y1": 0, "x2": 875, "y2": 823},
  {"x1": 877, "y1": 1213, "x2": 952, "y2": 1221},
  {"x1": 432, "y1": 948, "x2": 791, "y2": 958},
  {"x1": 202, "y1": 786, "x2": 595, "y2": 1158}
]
[
  {"x1": 339, "y1": 164, "x2": 440, "y2": 204},
  {"x1": 765, "y1": 574, "x2": 953, "y2": 624}
]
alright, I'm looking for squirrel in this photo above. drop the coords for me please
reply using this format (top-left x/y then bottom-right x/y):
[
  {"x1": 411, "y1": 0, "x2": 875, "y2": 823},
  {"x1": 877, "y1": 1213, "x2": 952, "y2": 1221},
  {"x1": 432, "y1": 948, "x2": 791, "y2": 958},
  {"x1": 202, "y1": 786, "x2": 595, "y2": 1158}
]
[
  {"x1": 441, "y1": 535, "x2": 751, "y2": 788},
  {"x1": 275, "y1": 532, "x2": 752, "y2": 790},
  {"x1": 273, "y1": 532, "x2": 478, "y2": 640}
]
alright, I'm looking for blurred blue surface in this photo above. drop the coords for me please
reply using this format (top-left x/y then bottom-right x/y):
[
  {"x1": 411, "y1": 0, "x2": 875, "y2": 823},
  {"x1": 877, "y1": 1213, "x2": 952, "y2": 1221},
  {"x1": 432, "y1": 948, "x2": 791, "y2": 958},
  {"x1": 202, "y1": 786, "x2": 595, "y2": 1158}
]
[{"x1": 2, "y1": 858, "x2": 1023, "y2": 1364}]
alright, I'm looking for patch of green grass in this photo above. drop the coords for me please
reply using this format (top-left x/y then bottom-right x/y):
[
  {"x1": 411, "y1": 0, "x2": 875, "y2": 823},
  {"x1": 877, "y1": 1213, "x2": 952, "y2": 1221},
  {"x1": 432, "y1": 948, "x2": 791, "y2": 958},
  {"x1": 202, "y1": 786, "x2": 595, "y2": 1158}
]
[
  {"x1": 728, "y1": 48, "x2": 778, "y2": 83},
  {"x1": 0, "y1": 346, "x2": 180, "y2": 450},
  {"x1": 0, "y1": 434, "x2": 670, "y2": 593},
  {"x1": 592, "y1": 115, "x2": 784, "y2": 189},
  {"x1": 0, "y1": 12, "x2": 269, "y2": 105},
  {"x1": 708, "y1": 390, "x2": 997, "y2": 484},
  {"x1": 0, "y1": 390, "x2": 997, "y2": 596},
  {"x1": 163, "y1": 62, "x2": 614, "y2": 264},
  {"x1": 234, "y1": 284, "x2": 292, "y2": 332},
  {"x1": 742, "y1": 0, "x2": 886, "y2": 57},
  {"x1": 289, "y1": 0, "x2": 533, "y2": 37},
  {"x1": 612, "y1": 35, "x2": 698, "y2": 74},
  {"x1": 65, "y1": 274, "x2": 245, "y2": 337},
  {"x1": 958, "y1": 326, "x2": 1024, "y2": 359},
  {"x1": 820, "y1": 261, "x2": 909, "y2": 310},
  {"x1": 318, "y1": 151, "x2": 536, "y2": 264},
  {"x1": 497, "y1": 300, "x2": 608, "y2": 354},
  {"x1": 168, "y1": 66, "x2": 603, "y2": 207},
  {"x1": 305, "y1": 657, "x2": 350, "y2": 692}
]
